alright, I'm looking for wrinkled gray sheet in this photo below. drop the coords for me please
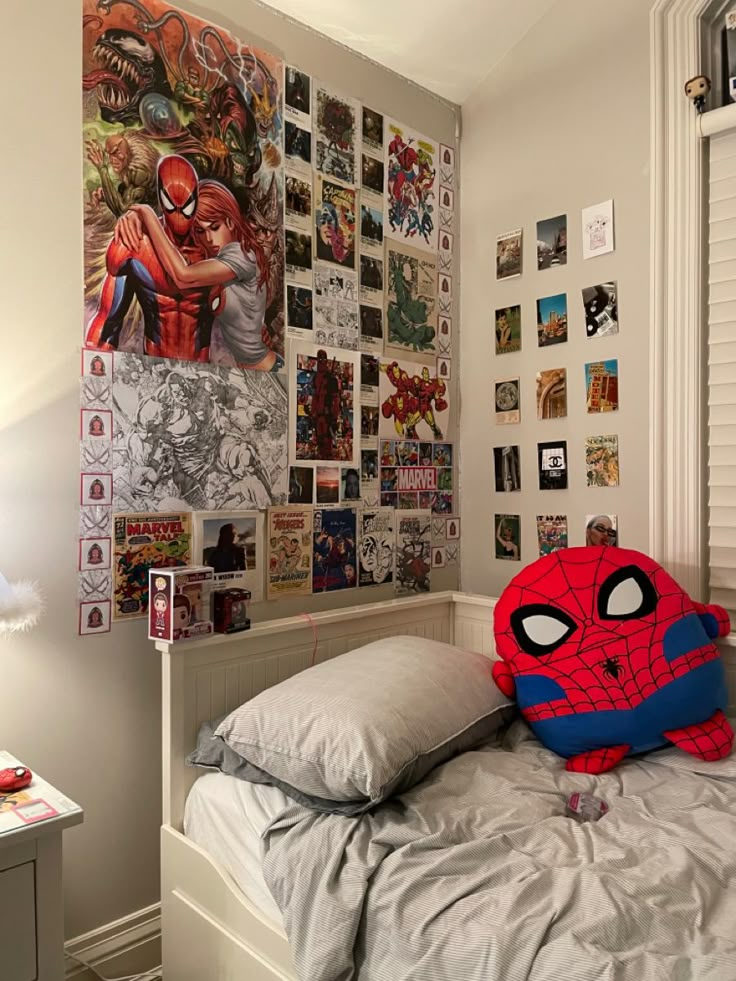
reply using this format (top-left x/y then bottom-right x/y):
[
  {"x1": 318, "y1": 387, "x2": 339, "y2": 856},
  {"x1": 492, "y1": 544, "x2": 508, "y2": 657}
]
[{"x1": 262, "y1": 721, "x2": 736, "y2": 981}]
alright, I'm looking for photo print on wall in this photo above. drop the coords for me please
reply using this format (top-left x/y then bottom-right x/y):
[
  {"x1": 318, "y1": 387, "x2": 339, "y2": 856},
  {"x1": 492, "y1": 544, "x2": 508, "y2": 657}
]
[
  {"x1": 496, "y1": 229, "x2": 523, "y2": 280},
  {"x1": 537, "y1": 214, "x2": 567, "y2": 269},
  {"x1": 536, "y1": 294, "x2": 568, "y2": 347},
  {"x1": 583, "y1": 282, "x2": 618, "y2": 339},
  {"x1": 495, "y1": 514, "x2": 521, "y2": 561},
  {"x1": 495, "y1": 305, "x2": 522, "y2": 355}
]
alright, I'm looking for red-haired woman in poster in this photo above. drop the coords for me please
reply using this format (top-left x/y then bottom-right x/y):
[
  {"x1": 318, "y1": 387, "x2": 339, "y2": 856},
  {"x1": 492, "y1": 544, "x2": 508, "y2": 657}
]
[{"x1": 127, "y1": 181, "x2": 282, "y2": 372}]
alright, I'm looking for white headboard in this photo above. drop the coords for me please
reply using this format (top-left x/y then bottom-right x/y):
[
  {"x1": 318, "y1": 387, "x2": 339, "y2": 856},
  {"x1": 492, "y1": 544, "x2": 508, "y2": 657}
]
[{"x1": 155, "y1": 591, "x2": 497, "y2": 830}]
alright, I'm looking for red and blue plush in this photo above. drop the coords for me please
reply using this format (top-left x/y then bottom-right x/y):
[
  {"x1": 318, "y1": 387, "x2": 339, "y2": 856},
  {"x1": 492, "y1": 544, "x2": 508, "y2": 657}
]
[{"x1": 492, "y1": 547, "x2": 734, "y2": 773}]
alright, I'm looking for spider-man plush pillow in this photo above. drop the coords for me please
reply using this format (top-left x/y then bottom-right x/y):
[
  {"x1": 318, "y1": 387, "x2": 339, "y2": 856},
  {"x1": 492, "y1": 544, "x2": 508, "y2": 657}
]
[{"x1": 492, "y1": 546, "x2": 733, "y2": 773}]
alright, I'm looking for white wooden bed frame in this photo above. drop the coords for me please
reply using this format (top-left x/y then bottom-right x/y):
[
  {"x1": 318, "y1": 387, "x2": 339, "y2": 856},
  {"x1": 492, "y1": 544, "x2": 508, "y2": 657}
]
[{"x1": 155, "y1": 590, "x2": 496, "y2": 981}]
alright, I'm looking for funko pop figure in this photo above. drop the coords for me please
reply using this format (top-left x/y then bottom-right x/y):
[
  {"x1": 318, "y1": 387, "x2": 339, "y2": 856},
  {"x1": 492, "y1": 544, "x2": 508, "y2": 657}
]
[{"x1": 684, "y1": 74, "x2": 711, "y2": 113}]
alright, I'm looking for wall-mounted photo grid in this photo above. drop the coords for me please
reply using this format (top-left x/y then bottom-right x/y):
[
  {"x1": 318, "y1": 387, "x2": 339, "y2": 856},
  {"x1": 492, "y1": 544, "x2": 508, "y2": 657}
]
[
  {"x1": 493, "y1": 200, "x2": 619, "y2": 562},
  {"x1": 78, "y1": 0, "x2": 458, "y2": 633}
]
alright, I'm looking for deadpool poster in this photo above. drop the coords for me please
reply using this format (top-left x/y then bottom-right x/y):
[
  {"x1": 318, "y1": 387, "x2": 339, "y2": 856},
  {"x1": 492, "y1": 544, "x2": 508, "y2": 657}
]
[{"x1": 82, "y1": 0, "x2": 284, "y2": 371}]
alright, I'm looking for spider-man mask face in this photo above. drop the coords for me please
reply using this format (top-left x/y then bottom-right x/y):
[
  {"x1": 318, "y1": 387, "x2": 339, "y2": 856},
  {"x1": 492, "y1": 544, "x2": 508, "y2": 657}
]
[
  {"x1": 494, "y1": 546, "x2": 718, "y2": 717},
  {"x1": 157, "y1": 155, "x2": 198, "y2": 238}
]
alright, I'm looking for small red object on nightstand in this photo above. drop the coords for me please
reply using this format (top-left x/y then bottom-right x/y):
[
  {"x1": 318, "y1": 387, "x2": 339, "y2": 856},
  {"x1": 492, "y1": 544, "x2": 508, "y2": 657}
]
[{"x1": 0, "y1": 765, "x2": 32, "y2": 791}]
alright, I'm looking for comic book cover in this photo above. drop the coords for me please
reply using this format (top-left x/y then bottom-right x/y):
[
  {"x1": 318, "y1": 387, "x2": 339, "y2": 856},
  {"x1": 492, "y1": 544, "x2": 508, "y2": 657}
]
[
  {"x1": 395, "y1": 510, "x2": 431, "y2": 595},
  {"x1": 585, "y1": 360, "x2": 619, "y2": 412},
  {"x1": 384, "y1": 119, "x2": 438, "y2": 253},
  {"x1": 495, "y1": 514, "x2": 521, "y2": 561},
  {"x1": 312, "y1": 263, "x2": 359, "y2": 349},
  {"x1": 113, "y1": 512, "x2": 192, "y2": 620},
  {"x1": 585, "y1": 434, "x2": 620, "y2": 487},
  {"x1": 536, "y1": 515, "x2": 568, "y2": 556},
  {"x1": 314, "y1": 176, "x2": 356, "y2": 270},
  {"x1": 290, "y1": 341, "x2": 360, "y2": 465},
  {"x1": 313, "y1": 83, "x2": 358, "y2": 184},
  {"x1": 358, "y1": 508, "x2": 394, "y2": 586},
  {"x1": 82, "y1": 0, "x2": 284, "y2": 368},
  {"x1": 112, "y1": 352, "x2": 288, "y2": 511},
  {"x1": 267, "y1": 506, "x2": 312, "y2": 598},
  {"x1": 312, "y1": 507, "x2": 357, "y2": 592},
  {"x1": 385, "y1": 242, "x2": 438, "y2": 357},
  {"x1": 378, "y1": 358, "x2": 450, "y2": 442},
  {"x1": 536, "y1": 368, "x2": 567, "y2": 420},
  {"x1": 537, "y1": 441, "x2": 568, "y2": 490}
]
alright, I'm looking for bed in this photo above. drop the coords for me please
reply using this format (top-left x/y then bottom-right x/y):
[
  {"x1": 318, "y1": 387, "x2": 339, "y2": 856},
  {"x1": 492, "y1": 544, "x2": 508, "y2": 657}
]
[{"x1": 155, "y1": 590, "x2": 736, "y2": 981}]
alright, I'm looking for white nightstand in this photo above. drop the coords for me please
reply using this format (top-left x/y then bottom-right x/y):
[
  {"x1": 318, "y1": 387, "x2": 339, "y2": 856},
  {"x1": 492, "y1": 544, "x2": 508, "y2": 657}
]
[{"x1": 0, "y1": 750, "x2": 83, "y2": 981}]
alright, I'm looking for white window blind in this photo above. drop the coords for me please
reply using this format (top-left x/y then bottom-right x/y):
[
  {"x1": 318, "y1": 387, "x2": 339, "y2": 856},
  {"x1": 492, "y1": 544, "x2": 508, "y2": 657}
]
[{"x1": 708, "y1": 128, "x2": 736, "y2": 621}]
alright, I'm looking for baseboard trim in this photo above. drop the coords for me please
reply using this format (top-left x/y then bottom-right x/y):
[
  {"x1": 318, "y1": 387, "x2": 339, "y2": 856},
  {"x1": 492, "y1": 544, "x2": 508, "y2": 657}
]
[{"x1": 65, "y1": 903, "x2": 161, "y2": 979}]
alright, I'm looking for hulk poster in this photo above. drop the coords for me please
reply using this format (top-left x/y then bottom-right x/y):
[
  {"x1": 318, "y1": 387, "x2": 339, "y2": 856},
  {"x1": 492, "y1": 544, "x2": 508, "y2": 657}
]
[
  {"x1": 82, "y1": 0, "x2": 284, "y2": 370},
  {"x1": 385, "y1": 241, "x2": 437, "y2": 360}
]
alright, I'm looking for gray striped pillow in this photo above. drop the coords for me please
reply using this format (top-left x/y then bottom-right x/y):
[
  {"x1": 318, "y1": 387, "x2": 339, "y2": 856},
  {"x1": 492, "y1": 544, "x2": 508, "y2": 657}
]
[{"x1": 214, "y1": 636, "x2": 513, "y2": 813}]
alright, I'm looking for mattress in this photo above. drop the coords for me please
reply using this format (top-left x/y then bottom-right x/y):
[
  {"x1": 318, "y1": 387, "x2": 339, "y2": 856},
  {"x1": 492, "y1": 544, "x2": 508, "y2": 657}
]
[{"x1": 184, "y1": 770, "x2": 288, "y2": 927}]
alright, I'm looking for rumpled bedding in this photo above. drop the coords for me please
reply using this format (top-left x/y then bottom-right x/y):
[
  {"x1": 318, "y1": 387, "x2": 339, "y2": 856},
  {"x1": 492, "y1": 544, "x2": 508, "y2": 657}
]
[{"x1": 262, "y1": 720, "x2": 736, "y2": 981}]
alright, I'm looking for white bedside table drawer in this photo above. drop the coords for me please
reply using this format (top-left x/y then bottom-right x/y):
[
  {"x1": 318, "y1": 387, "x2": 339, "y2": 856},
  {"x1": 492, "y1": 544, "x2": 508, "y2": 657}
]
[{"x1": 0, "y1": 860, "x2": 37, "y2": 980}]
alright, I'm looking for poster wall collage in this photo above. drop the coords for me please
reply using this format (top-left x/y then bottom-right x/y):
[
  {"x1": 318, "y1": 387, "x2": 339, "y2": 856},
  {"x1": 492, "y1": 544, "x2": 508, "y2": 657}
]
[
  {"x1": 77, "y1": 0, "x2": 458, "y2": 635},
  {"x1": 494, "y1": 201, "x2": 619, "y2": 562}
]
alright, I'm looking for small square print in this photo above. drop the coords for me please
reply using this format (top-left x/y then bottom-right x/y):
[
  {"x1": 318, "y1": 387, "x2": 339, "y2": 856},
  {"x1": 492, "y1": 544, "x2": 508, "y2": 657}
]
[
  {"x1": 432, "y1": 546, "x2": 446, "y2": 568},
  {"x1": 81, "y1": 473, "x2": 112, "y2": 506},
  {"x1": 432, "y1": 518, "x2": 447, "y2": 540},
  {"x1": 439, "y1": 209, "x2": 454, "y2": 233},
  {"x1": 438, "y1": 274, "x2": 452, "y2": 299},
  {"x1": 439, "y1": 230, "x2": 454, "y2": 257},
  {"x1": 445, "y1": 543, "x2": 459, "y2": 565},
  {"x1": 81, "y1": 349, "x2": 112, "y2": 378},
  {"x1": 437, "y1": 357, "x2": 451, "y2": 381},
  {"x1": 440, "y1": 143, "x2": 456, "y2": 171},
  {"x1": 446, "y1": 517, "x2": 460, "y2": 540},
  {"x1": 80, "y1": 408, "x2": 112, "y2": 440},
  {"x1": 439, "y1": 185, "x2": 455, "y2": 211},
  {"x1": 79, "y1": 537, "x2": 112, "y2": 571},
  {"x1": 78, "y1": 570, "x2": 112, "y2": 603},
  {"x1": 79, "y1": 600, "x2": 111, "y2": 635},
  {"x1": 80, "y1": 376, "x2": 111, "y2": 409},
  {"x1": 80, "y1": 440, "x2": 111, "y2": 472},
  {"x1": 79, "y1": 506, "x2": 112, "y2": 538}
]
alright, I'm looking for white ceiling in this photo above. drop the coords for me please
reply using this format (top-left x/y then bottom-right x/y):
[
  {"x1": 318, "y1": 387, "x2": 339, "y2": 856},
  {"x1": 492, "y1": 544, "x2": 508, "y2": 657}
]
[{"x1": 257, "y1": 0, "x2": 559, "y2": 104}]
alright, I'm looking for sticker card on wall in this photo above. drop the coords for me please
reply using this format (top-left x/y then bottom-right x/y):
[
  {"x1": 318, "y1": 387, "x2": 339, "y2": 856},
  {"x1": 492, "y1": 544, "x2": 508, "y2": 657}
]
[
  {"x1": 79, "y1": 537, "x2": 111, "y2": 571},
  {"x1": 79, "y1": 600, "x2": 111, "y2": 635}
]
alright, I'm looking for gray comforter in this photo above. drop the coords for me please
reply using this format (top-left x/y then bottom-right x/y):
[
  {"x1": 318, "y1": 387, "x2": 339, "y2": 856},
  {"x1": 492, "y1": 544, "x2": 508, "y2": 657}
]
[{"x1": 262, "y1": 721, "x2": 736, "y2": 981}]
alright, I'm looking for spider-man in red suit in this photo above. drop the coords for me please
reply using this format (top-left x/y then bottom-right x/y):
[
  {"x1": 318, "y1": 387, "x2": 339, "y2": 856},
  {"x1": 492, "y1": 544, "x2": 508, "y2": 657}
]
[
  {"x1": 492, "y1": 546, "x2": 733, "y2": 774},
  {"x1": 85, "y1": 155, "x2": 213, "y2": 362}
]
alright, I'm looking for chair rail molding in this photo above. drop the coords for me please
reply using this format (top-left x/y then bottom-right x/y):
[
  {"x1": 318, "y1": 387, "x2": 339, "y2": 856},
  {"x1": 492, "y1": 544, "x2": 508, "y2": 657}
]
[{"x1": 650, "y1": 0, "x2": 712, "y2": 597}]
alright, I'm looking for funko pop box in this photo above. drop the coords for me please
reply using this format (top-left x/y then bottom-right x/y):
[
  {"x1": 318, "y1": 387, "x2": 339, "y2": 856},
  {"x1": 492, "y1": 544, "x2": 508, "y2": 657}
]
[{"x1": 148, "y1": 566, "x2": 214, "y2": 643}]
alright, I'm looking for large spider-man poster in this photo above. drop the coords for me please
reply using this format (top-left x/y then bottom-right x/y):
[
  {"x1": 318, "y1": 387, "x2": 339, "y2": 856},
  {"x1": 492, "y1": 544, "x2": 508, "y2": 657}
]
[{"x1": 82, "y1": 0, "x2": 284, "y2": 370}]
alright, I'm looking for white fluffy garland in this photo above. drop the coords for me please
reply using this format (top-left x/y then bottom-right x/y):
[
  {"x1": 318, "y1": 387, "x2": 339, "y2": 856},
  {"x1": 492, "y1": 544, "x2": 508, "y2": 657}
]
[{"x1": 0, "y1": 579, "x2": 44, "y2": 634}]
